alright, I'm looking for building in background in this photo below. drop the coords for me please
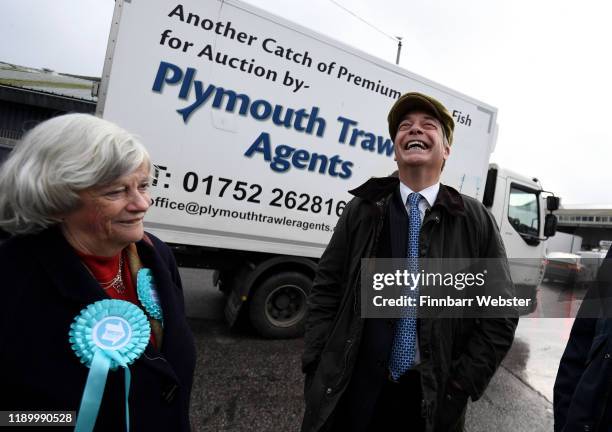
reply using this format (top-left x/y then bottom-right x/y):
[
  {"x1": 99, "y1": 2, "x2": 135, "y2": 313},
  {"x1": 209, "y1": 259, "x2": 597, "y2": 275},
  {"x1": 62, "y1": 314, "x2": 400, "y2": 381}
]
[
  {"x1": 0, "y1": 61, "x2": 97, "y2": 163},
  {"x1": 556, "y1": 204, "x2": 612, "y2": 250}
]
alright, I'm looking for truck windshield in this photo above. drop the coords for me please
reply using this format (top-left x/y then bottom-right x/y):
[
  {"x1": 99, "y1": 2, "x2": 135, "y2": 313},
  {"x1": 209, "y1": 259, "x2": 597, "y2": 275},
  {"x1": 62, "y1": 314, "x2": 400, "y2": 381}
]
[{"x1": 508, "y1": 185, "x2": 539, "y2": 239}]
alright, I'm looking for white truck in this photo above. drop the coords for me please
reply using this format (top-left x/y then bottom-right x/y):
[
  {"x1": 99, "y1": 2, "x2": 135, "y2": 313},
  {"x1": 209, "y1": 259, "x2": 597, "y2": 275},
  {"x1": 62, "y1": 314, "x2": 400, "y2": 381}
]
[{"x1": 97, "y1": 0, "x2": 558, "y2": 337}]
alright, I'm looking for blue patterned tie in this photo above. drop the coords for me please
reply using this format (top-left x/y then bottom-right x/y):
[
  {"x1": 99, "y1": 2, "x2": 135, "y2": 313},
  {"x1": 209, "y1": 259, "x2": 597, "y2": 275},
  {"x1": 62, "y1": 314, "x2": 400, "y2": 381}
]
[{"x1": 389, "y1": 192, "x2": 422, "y2": 380}]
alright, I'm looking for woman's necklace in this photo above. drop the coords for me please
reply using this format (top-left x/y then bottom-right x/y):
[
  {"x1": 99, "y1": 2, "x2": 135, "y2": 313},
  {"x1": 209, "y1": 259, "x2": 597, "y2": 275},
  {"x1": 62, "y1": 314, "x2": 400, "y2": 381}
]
[{"x1": 99, "y1": 254, "x2": 125, "y2": 294}]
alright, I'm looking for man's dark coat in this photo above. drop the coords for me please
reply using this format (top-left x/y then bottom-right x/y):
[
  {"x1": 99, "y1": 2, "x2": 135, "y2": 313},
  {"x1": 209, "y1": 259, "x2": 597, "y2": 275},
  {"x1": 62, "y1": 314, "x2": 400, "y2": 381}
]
[
  {"x1": 301, "y1": 176, "x2": 518, "y2": 432},
  {"x1": 554, "y1": 248, "x2": 612, "y2": 432},
  {"x1": 0, "y1": 227, "x2": 196, "y2": 431}
]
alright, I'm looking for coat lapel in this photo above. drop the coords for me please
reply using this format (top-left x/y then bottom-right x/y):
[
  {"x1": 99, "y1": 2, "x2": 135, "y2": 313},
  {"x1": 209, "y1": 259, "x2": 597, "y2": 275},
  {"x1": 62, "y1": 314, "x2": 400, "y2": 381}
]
[
  {"x1": 134, "y1": 239, "x2": 182, "y2": 383},
  {"x1": 33, "y1": 227, "x2": 108, "y2": 306},
  {"x1": 389, "y1": 188, "x2": 408, "y2": 259}
]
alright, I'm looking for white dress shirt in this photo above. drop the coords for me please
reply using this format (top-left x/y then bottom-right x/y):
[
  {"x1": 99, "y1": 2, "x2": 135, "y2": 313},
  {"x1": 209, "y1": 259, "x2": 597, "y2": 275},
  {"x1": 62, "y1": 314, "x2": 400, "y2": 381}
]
[{"x1": 399, "y1": 181, "x2": 440, "y2": 221}]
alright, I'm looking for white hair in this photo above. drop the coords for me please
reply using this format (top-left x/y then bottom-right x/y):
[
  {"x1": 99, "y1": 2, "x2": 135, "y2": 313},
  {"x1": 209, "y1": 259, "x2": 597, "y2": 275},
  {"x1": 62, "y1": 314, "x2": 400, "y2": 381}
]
[{"x1": 0, "y1": 113, "x2": 150, "y2": 234}]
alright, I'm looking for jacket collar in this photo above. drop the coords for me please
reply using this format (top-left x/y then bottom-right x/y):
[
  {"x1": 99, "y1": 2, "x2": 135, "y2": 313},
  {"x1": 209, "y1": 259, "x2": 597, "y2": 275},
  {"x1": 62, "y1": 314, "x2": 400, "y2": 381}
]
[
  {"x1": 33, "y1": 227, "x2": 154, "y2": 299},
  {"x1": 349, "y1": 174, "x2": 465, "y2": 216},
  {"x1": 34, "y1": 226, "x2": 108, "y2": 305},
  {"x1": 33, "y1": 228, "x2": 176, "y2": 327}
]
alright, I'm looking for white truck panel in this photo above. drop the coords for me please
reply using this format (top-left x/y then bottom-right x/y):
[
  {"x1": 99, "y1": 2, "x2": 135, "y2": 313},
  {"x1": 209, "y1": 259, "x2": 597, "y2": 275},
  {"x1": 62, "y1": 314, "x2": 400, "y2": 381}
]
[{"x1": 99, "y1": 0, "x2": 497, "y2": 257}]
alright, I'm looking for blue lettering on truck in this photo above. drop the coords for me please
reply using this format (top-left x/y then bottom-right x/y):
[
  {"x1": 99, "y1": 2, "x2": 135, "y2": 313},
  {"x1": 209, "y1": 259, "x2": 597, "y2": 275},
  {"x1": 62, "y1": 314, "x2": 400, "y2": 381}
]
[{"x1": 152, "y1": 60, "x2": 394, "y2": 179}]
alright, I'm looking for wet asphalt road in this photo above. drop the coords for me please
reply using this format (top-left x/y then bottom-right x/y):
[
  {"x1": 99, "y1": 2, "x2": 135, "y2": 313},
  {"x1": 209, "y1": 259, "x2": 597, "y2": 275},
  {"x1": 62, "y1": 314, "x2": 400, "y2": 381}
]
[{"x1": 181, "y1": 268, "x2": 578, "y2": 431}]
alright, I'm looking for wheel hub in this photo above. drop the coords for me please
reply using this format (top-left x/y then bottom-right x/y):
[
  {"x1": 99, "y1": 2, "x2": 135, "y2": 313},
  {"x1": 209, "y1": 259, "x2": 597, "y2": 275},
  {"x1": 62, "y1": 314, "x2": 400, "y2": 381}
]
[{"x1": 264, "y1": 284, "x2": 306, "y2": 328}]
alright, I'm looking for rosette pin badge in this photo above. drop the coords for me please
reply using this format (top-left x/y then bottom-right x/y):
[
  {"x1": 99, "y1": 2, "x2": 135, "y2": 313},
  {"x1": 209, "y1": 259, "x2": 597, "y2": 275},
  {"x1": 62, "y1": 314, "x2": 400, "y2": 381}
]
[
  {"x1": 69, "y1": 299, "x2": 150, "y2": 432},
  {"x1": 137, "y1": 268, "x2": 163, "y2": 323}
]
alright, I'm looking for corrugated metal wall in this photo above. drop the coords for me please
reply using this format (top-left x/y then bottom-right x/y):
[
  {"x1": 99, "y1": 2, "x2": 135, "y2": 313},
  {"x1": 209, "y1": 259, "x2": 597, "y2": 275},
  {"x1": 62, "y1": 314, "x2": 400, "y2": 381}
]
[{"x1": 0, "y1": 99, "x2": 59, "y2": 143}]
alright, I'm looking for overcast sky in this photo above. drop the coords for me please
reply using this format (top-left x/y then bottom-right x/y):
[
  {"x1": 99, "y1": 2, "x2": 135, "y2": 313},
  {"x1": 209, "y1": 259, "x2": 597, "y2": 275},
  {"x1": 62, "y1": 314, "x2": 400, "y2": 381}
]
[{"x1": 2, "y1": 0, "x2": 611, "y2": 205}]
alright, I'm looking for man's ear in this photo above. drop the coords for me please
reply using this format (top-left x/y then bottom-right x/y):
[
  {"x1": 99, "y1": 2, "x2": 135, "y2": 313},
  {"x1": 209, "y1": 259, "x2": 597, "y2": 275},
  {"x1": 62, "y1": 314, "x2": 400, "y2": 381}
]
[{"x1": 444, "y1": 144, "x2": 451, "y2": 160}]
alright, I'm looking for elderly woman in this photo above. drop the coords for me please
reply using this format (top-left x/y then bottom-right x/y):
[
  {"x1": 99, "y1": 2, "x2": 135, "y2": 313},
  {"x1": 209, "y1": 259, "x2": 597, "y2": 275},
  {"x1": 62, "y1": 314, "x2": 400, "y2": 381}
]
[{"x1": 0, "y1": 114, "x2": 195, "y2": 431}]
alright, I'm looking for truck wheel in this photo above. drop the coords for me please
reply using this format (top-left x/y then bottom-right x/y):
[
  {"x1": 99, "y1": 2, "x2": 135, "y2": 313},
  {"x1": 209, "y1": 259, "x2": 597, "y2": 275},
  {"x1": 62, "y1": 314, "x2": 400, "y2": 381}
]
[{"x1": 249, "y1": 272, "x2": 311, "y2": 339}]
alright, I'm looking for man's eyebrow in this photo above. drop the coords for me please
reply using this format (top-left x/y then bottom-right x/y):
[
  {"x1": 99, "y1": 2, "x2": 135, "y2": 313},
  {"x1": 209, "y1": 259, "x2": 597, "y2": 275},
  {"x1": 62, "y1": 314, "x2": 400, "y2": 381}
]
[{"x1": 400, "y1": 114, "x2": 440, "y2": 122}]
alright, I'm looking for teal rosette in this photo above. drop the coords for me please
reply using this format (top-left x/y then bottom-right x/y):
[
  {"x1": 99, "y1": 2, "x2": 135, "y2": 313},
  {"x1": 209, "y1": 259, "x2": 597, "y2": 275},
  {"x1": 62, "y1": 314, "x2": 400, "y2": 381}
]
[
  {"x1": 69, "y1": 299, "x2": 150, "y2": 432},
  {"x1": 136, "y1": 268, "x2": 164, "y2": 323}
]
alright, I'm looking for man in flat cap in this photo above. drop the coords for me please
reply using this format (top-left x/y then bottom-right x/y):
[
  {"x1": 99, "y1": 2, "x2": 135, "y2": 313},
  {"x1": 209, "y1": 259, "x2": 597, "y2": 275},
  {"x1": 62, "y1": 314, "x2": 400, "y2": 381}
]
[{"x1": 301, "y1": 92, "x2": 517, "y2": 432}]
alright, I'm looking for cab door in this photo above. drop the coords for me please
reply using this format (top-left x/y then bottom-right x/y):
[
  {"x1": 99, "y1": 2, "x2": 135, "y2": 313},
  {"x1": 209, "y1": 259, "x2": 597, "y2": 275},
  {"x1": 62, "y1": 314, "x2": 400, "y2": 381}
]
[{"x1": 500, "y1": 181, "x2": 544, "y2": 288}]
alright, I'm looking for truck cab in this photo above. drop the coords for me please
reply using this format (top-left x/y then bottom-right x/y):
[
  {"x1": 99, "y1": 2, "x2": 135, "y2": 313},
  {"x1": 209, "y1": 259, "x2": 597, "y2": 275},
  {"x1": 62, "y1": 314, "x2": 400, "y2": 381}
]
[{"x1": 483, "y1": 163, "x2": 558, "y2": 312}]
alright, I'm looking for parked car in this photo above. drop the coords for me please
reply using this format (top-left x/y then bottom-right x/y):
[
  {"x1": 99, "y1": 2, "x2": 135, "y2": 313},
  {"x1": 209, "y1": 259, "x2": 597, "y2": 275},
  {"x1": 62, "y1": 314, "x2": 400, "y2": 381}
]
[{"x1": 543, "y1": 252, "x2": 583, "y2": 286}]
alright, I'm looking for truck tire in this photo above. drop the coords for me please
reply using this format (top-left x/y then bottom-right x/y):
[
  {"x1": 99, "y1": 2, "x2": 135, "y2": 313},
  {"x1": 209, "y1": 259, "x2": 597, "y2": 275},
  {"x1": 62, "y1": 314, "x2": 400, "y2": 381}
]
[{"x1": 249, "y1": 272, "x2": 311, "y2": 339}]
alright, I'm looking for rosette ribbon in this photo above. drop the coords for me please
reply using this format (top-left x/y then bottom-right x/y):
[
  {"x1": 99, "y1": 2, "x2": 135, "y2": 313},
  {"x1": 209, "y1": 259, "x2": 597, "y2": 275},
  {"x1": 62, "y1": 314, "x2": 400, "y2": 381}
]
[
  {"x1": 136, "y1": 268, "x2": 164, "y2": 323},
  {"x1": 69, "y1": 299, "x2": 150, "y2": 432}
]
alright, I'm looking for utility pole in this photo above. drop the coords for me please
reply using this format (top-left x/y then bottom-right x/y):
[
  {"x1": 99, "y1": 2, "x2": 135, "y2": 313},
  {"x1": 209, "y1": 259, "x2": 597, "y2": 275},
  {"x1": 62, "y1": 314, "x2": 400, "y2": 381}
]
[{"x1": 395, "y1": 37, "x2": 402, "y2": 65}]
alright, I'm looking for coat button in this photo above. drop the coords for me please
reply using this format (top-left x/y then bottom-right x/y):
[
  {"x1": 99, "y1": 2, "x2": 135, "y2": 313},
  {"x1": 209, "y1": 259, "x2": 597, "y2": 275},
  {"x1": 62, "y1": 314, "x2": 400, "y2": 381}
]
[
  {"x1": 326, "y1": 387, "x2": 332, "y2": 395},
  {"x1": 583, "y1": 426, "x2": 591, "y2": 431},
  {"x1": 605, "y1": 353, "x2": 610, "y2": 359},
  {"x1": 346, "y1": 339, "x2": 352, "y2": 344}
]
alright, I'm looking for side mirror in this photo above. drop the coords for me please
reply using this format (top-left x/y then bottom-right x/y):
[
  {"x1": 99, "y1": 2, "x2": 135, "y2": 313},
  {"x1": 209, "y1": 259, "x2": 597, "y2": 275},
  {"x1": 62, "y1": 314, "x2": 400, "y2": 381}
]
[
  {"x1": 482, "y1": 168, "x2": 497, "y2": 208},
  {"x1": 544, "y1": 214, "x2": 557, "y2": 237},
  {"x1": 547, "y1": 196, "x2": 560, "y2": 211}
]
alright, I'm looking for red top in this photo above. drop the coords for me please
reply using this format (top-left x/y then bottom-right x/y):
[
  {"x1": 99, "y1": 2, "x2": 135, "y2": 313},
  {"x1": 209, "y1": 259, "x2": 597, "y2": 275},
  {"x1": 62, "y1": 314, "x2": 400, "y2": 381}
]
[
  {"x1": 77, "y1": 250, "x2": 138, "y2": 303},
  {"x1": 78, "y1": 250, "x2": 157, "y2": 348}
]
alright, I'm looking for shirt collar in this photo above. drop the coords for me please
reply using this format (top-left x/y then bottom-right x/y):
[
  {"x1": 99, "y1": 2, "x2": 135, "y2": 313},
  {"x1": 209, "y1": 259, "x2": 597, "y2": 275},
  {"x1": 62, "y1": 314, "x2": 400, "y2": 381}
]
[{"x1": 399, "y1": 181, "x2": 440, "y2": 208}]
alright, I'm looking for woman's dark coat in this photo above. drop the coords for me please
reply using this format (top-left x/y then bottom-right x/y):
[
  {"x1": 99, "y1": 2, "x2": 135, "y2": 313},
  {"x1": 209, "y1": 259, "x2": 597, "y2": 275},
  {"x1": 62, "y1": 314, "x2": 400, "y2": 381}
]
[
  {"x1": 554, "y1": 248, "x2": 612, "y2": 432},
  {"x1": 0, "y1": 227, "x2": 196, "y2": 431},
  {"x1": 301, "y1": 176, "x2": 518, "y2": 432}
]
